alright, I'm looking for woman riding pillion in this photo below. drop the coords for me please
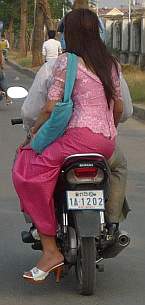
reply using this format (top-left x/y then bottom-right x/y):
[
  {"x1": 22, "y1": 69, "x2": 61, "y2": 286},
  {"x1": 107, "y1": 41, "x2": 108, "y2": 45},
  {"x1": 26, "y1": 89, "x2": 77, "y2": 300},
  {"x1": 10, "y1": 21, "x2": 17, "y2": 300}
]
[{"x1": 12, "y1": 9, "x2": 124, "y2": 283}]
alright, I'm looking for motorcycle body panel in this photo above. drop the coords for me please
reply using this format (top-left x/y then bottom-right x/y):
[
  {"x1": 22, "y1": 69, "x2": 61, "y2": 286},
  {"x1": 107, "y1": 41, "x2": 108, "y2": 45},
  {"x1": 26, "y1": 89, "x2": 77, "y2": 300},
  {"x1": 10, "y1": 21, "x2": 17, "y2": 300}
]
[{"x1": 72, "y1": 210, "x2": 101, "y2": 238}]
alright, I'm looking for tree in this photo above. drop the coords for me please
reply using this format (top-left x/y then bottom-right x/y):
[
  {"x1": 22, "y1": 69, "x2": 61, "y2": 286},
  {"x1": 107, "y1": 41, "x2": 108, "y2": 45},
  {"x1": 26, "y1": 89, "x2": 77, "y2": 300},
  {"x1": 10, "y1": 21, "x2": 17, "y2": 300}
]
[
  {"x1": 41, "y1": 0, "x2": 53, "y2": 30},
  {"x1": 19, "y1": 0, "x2": 28, "y2": 56},
  {"x1": 32, "y1": 0, "x2": 52, "y2": 67},
  {"x1": 49, "y1": 0, "x2": 72, "y2": 19},
  {"x1": 0, "y1": 0, "x2": 20, "y2": 48}
]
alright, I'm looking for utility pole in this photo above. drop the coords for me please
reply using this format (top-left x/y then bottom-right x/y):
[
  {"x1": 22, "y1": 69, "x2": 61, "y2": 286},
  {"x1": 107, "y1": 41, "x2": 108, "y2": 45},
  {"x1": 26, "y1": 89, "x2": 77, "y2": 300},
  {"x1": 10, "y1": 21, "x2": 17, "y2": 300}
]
[
  {"x1": 63, "y1": 4, "x2": 65, "y2": 17},
  {"x1": 128, "y1": 0, "x2": 132, "y2": 52},
  {"x1": 128, "y1": 0, "x2": 131, "y2": 23}
]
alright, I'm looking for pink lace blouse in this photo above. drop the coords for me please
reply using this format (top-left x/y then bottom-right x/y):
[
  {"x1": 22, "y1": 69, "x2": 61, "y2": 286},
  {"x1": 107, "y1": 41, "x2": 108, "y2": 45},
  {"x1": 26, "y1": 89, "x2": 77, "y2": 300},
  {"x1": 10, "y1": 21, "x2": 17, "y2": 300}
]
[{"x1": 47, "y1": 53, "x2": 122, "y2": 139}]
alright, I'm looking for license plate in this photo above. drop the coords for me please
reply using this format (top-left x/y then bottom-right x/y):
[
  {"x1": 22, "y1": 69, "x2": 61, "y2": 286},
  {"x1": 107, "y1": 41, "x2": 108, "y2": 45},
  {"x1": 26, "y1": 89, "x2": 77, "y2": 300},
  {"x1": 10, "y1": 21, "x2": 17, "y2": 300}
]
[{"x1": 67, "y1": 190, "x2": 104, "y2": 210}]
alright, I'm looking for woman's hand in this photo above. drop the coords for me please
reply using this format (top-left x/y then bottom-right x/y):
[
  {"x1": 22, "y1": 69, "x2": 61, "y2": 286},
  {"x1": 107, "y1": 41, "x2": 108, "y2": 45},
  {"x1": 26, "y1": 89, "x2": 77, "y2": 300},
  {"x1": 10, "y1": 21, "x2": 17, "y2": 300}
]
[
  {"x1": 30, "y1": 111, "x2": 51, "y2": 135},
  {"x1": 18, "y1": 133, "x2": 31, "y2": 149},
  {"x1": 30, "y1": 99, "x2": 58, "y2": 135}
]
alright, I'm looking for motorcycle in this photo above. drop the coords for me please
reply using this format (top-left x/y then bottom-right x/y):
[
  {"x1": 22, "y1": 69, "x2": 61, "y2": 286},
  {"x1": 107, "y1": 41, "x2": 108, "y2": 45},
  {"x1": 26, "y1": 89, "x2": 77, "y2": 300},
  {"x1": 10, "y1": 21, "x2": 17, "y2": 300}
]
[
  {"x1": 0, "y1": 89, "x2": 5, "y2": 101},
  {"x1": 9, "y1": 86, "x2": 130, "y2": 296},
  {"x1": 2, "y1": 48, "x2": 8, "y2": 61},
  {"x1": 0, "y1": 86, "x2": 27, "y2": 105}
]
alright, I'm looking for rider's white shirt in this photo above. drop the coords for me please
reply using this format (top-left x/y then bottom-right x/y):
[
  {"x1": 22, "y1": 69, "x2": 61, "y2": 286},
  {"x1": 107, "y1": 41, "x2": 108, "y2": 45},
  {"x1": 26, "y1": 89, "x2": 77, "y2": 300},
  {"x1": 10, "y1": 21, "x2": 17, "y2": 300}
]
[
  {"x1": 42, "y1": 39, "x2": 62, "y2": 61},
  {"x1": 21, "y1": 58, "x2": 56, "y2": 130}
]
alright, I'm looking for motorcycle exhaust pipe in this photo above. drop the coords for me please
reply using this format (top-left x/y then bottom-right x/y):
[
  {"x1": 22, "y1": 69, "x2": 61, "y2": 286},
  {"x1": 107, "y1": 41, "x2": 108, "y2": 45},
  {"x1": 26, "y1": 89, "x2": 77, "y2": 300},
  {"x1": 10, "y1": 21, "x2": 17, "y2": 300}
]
[
  {"x1": 118, "y1": 231, "x2": 130, "y2": 247},
  {"x1": 103, "y1": 231, "x2": 130, "y2": 259}
]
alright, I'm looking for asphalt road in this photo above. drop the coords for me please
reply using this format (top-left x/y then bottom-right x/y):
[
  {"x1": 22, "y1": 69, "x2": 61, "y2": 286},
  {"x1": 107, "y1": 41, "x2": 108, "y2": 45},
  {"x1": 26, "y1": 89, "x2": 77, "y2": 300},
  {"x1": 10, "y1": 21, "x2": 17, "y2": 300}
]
[{"x1": 0, "y1": 64, "x2": 145, "y2": 305}]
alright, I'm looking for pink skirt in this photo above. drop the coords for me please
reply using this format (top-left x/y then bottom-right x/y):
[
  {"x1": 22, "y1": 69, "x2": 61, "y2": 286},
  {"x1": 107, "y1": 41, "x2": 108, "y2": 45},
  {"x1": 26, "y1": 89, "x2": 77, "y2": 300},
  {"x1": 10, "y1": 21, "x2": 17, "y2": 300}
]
[{"x1": 12, "y1": 128, "x2": 115, "y2": 235}]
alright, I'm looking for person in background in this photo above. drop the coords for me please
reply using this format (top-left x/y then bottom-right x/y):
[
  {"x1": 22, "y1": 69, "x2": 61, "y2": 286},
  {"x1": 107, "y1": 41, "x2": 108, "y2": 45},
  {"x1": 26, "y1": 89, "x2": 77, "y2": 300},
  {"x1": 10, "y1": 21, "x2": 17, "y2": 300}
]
[
  {"x1": 58, "y1": 0, "x2": 89, "y2": 51},
  {"x1": 0, "y1": 48, "x2": 4, "y2": 101},
  {"x1": 0, "y1": 34, "x2": 9, "y2": 61},
  {"x1": 42, "y1": 30, "x2": 62, "y2": 62},
  {"x1": 58, "y1": 0, "x2": 106, "y2": 50},
  {"x1": 12, "y1": 9, "x2": 128, "y2": 283},
  {"x1": 0, "y1": 47, "x2": 12, "y2": 104}
]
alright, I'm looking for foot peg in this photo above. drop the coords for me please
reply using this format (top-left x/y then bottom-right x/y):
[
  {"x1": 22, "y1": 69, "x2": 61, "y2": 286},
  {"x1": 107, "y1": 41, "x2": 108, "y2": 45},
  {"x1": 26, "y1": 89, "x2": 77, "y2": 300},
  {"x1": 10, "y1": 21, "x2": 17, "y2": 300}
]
[
  {"x1": 96, "y1": 264, "x2": 104, "y2": 272},
  {"x1": 21, "y1": 231, "x2": 35, "y2": 243},
  {"x1": 31, "y1": 241, "x2": 42, "y2": 251},
  {"x1": 21, "y1": 228, "x2": 40, "y2": 244}
]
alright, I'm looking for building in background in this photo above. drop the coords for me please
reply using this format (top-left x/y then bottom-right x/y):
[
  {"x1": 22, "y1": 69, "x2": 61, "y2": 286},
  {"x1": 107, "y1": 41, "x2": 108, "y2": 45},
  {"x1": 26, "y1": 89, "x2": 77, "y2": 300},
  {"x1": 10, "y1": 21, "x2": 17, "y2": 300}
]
[{"x1": 93, "y1": 2, "x2": 145, "y2": 67}]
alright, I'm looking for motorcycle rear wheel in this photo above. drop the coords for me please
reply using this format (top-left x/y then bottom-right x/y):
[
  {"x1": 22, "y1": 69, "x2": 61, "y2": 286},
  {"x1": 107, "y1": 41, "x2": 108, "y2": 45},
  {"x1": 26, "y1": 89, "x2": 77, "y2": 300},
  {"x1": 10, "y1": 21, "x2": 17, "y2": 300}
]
[{"x1": 76, "y1": 237, "x2": 96, "y2": 295}]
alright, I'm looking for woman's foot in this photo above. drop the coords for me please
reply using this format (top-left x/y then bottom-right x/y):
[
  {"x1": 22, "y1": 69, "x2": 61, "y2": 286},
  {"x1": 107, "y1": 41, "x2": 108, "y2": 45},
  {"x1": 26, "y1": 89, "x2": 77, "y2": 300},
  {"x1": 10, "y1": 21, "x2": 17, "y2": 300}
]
[
  {"x1": 37, "y1": 251, "x2": 64, "y2": 272},
  {"x1": 23, "y1": 251, "x2": 64, "y2": 280},
  {"x1": 23, "y1": 234, "x2": 64, "y2": 282}
]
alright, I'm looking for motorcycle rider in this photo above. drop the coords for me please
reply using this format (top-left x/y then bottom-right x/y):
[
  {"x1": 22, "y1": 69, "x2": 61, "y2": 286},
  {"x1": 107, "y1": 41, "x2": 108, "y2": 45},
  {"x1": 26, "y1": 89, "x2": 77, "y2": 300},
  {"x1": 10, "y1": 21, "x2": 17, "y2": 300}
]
[
  {"x1": 0, "y1": 34, "x2": 9, "y2": 61},
  {"x1": 0, "y1": 47, "x2": 12, "y2": 104},
  {"x1": 0, "y1": 48, "x2": 4, "y2": 100},
  {"x1": 58, "y1": 0, "x2": 106, "y2": 51},
  {"x1": 42, "y1": 30, "x2": 62, "y2": 63},
  {"x1": 12, "y1": 9, "x2": 128, "y2": 283}
]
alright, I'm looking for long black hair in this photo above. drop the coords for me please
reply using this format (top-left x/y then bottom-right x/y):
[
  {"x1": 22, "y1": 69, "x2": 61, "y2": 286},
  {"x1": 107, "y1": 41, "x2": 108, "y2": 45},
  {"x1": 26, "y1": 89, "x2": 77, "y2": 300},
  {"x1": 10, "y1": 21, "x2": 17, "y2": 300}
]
[{"x1": 64, "y1": 9, "x2": 119, "y2": 108}]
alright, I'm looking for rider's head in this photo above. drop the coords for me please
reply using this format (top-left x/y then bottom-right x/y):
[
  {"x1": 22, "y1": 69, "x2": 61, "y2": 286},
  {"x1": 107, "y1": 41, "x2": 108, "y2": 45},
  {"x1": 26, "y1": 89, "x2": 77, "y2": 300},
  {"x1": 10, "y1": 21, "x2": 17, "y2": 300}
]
[
  {"x1": 1, "y1": 34, "x2": 5, "y2": 40},
  {"x1": 72, "y1": 0, "x2": 89, "y2": 9},
  {"x1": 48, "y1": 30, "x2": 56, "y2": 39}
]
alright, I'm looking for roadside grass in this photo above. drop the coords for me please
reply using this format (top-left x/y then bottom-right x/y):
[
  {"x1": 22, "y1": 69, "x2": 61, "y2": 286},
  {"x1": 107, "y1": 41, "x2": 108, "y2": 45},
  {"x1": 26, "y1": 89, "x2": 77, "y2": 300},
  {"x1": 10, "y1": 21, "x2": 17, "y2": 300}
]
[
  {"x1": 9, "y1": 51, "x2": 32, "y2": 67},
  {"x1": 18, "y1": 57, "x2": 32, "y2": 68},
  {"x1": 8, "y1": 51, "x2": 39, "y2": 72},
  {"x1": 122, "y1": 64, "x2": 145, "y2": 104}
]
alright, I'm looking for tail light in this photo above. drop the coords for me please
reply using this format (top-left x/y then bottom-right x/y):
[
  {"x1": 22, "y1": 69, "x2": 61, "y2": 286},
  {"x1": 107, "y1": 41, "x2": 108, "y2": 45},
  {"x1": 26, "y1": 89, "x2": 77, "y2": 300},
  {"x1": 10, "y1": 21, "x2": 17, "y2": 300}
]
[
  {"x1": 74, "y1": 167, "x2": 97, "y2": 178},
  {"x1": 66, "y1": 167, "x2": 104, "y2": 184}
]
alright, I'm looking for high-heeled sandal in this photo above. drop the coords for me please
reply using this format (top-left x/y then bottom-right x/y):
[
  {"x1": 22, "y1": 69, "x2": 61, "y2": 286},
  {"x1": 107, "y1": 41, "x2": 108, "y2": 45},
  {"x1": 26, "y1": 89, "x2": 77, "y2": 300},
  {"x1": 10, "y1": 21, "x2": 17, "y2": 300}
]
[{"x1": 23, "y1": 262, "x2": 64, "y2": 284}]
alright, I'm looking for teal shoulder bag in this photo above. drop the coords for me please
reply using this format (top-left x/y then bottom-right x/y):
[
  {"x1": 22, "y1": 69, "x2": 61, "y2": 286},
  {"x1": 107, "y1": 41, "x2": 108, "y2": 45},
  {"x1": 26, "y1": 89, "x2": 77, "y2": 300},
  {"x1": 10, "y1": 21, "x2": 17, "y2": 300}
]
[{"x1": 31, "y1": 53, "x2": 78, "y2": 154}]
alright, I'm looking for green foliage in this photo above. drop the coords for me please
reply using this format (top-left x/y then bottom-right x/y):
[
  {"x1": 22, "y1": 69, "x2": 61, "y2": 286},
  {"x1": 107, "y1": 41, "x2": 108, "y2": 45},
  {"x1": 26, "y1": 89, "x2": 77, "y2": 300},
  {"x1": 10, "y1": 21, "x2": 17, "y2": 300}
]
[
  {"x1": 0, "y1": 0, "x2": 34, "y2": 34},
  {"x1": 49, "y1": 0, "x2": 72, "y2": 19},
  {"x1": 0, "y1": 1, "x2": 71, "y2": 34},
  {"x1": 0, "y1": 0, "x2": 20, "y2": 30}
]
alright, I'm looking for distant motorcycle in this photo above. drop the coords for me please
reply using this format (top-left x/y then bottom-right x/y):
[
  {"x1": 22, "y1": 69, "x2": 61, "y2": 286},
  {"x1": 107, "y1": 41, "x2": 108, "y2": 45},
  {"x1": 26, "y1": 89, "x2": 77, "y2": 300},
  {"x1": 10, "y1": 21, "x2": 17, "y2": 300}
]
[
  {"x1": 0, "y1": 89, "x2": 5, "y2": 101},
  {"x1": 2, "y1": 48, "x2": 8, "y2": 61},
  {"x1": 10, "y1": 86, "x2": 130, "y2": 296}
]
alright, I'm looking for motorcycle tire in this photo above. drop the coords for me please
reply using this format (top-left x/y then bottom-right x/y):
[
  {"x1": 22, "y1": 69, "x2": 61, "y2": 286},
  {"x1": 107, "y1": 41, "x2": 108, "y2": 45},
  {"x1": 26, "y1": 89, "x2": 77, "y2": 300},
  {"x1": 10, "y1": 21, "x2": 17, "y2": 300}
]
[{"x1": 76, "y1": 237, "x2": 96, "y2": 295}]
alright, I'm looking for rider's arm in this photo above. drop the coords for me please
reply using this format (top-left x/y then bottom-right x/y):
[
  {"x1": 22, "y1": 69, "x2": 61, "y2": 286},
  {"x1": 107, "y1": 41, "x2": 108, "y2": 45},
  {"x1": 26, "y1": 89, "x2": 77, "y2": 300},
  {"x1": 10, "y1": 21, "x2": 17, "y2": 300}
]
[
  {"x1": 6, "y1": 39, "x2": 9, "y2": 49},
  {"x1": 42, "y1": 42, "x2": 47, "y2": 62},
  {"x1": 113, "y1": 99, "x2": 123, "y2": 127},
  {"x1": 58, "y1": 41, "x2": 62, "y2": 55},
  {"x1": 112, "y1": 63, "x2": 123, "y2": 127}
]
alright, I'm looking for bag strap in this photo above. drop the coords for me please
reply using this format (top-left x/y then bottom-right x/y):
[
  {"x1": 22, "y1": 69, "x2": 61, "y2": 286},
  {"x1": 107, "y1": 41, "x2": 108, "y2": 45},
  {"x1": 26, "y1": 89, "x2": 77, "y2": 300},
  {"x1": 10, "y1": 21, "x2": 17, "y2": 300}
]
[{"x1": 63, "y1": 53, "x2": 78, "y2": 102}]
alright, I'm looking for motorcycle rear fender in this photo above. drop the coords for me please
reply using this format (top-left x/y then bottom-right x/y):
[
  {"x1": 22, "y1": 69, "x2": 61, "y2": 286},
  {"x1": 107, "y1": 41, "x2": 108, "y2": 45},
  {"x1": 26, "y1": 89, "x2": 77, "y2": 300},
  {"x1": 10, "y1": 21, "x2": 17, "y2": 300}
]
[{"x1": 73, "y1": 210, "x2": 101, "y2": 238}]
